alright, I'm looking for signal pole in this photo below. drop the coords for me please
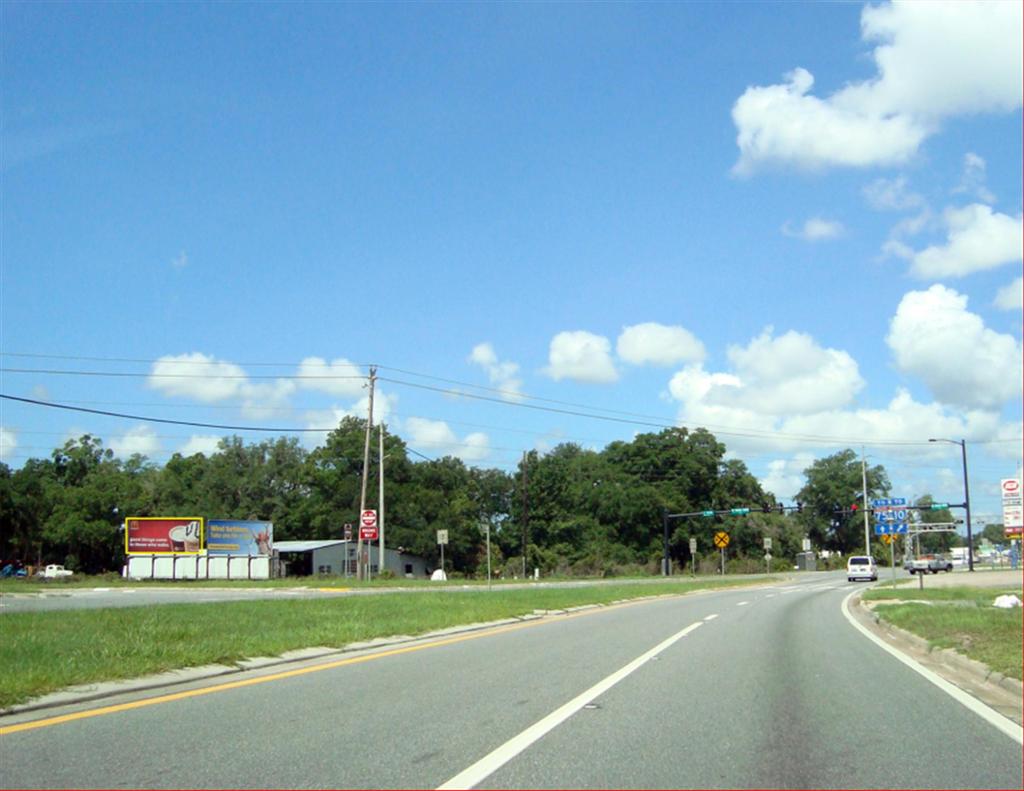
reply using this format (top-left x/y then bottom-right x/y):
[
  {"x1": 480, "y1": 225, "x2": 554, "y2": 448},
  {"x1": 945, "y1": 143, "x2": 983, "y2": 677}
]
[{"x1": 357, "y1": 366, "x2": 376, "y2": 580}]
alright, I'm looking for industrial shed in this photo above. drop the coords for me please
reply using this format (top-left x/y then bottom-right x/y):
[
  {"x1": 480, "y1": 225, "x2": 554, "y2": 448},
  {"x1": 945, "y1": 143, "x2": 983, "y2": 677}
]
[{"x1": 274, "y1": 540, "x2": 431, "y2": 578}]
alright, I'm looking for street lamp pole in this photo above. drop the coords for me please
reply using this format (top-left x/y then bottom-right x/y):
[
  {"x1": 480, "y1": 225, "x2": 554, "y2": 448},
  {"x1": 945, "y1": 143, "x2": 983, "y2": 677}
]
[{"x1": 929, "y1": 438, "x2": 974, "y2": 572}]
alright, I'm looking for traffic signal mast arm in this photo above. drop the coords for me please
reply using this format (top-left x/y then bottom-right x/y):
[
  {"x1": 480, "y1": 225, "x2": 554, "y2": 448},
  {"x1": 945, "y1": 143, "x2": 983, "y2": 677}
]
[{"x1": 666, "y1": 503, "x2": 803, "y2": 519}]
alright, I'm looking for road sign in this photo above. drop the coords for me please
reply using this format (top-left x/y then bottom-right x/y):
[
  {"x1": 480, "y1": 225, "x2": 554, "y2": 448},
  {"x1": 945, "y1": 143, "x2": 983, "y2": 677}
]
[
  {"x1": 437, "y1": 529, "x2": 449, "y2": 545},
  {"x1": 730, "y1": 508, "x2": 750, "y2": 516},
  {"x1": 343, "y1": 523, "x2": 353, "y2": 541},
  {"x1": 1002, "y1": 478, "x2": 1022, "y2": 530},
  {"x1": 802, "y1": 538, "x2": 811, "y2": 551},
  {"x1": 689, "y1": 537, "x2": 697, "y2": 554},
  {"x1": 700, "y1": 510, "x2": 715, "y2": 517},
  {"x1": 713, "y1": 531, "x2": 730, "y2": 549},
  {"x1": 360, "y1": 510, "x2": 377, "y2": 529},
  {"x1": 763, "y1": 537, "x2": 772, "y2": 550},
  {"x1": 359, "y1": 525, "x2": 378, "y2": 541},
  {"x1": 872, "y1": 497, "x2": 906, "y2": 507}
]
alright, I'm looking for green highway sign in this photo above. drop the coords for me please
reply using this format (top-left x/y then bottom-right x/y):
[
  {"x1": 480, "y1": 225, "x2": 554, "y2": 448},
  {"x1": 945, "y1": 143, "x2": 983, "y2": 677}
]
[
  {"x1": 730, "y1": 508, "x2": 750, "y2": 516},
  {"x1": 701, "y1": 510, "x2": 715, "y2": 517},
  {"x1": 929, "y1": 503, "x2": 949, "y2": 509}
]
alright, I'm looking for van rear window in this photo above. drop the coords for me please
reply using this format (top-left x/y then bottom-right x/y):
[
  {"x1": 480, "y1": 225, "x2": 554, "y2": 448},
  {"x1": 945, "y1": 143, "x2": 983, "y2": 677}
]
[{"x1": 849, "y1": 557, "x2": 870, "y2": 564}]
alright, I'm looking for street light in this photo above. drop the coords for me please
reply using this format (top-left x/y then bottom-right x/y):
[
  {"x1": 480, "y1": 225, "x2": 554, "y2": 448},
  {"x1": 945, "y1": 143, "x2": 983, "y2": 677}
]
[{"x1": 928, "y1": 438, "x2": 974, "y2": 572}]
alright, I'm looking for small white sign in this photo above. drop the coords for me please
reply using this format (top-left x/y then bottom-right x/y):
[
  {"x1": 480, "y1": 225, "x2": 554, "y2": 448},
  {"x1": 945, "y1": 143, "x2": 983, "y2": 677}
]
[
  {"x1": 763, "y1": 537, "x2": 772, "y2": 550},
  {"x1": 361, "y1": 509, "x2": 377, "y2": 528},
  {"x1": 1002, "y1": 479, "x2": 1022, "y2": 529},
  {"x1": 689, "y1": 537, "x2": 697, "y2": 554},
  {"x1": 437, "y1": 529, "x2": 449, "y2": 545}
]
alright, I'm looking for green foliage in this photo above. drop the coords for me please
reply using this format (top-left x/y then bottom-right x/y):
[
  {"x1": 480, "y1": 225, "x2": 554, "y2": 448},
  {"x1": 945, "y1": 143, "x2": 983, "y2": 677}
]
[{"x1": 3, "y1": 428, "x2": 895, "y2": 577}]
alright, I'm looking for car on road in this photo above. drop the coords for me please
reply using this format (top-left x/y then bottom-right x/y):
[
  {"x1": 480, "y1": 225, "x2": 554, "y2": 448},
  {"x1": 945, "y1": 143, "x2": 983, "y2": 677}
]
[
  {"x1": 847, "y1": 555, "x2": 878, "y2": 582},
  {"x1": 904, "y1": 554, "x2": 953, "y2": 575}
]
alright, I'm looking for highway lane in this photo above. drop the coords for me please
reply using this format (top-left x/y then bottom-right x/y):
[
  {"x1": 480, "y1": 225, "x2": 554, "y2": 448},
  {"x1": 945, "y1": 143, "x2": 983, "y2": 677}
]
[{"x1": 1, "y1": 573, "x2": 1020, "y2": 789}]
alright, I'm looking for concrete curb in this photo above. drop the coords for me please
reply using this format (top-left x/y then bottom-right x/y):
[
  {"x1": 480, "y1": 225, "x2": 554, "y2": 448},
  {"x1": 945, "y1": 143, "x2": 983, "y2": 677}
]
[{"x1": 853, "y1": 593, "x2": 1023, "y2": 715}]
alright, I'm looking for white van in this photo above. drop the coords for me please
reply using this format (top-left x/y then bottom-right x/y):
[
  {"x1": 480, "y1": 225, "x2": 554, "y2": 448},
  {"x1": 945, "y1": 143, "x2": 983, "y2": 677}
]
[{"x1": 847, "y1": 556, "x2": 878, "y2": 582}]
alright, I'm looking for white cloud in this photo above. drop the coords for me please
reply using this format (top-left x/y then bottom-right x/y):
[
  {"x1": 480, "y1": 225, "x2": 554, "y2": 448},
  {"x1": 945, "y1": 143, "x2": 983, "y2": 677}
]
[
  {"x1": 468, "y1": 342, "x2": 524, "y2": 401},
  {"x1": 617, "y1": 323, "x2": 705, "y2": 367},
  {"x1": 732, "y1": 1, "x2": 1023, "y2": 172},
  {"x1": 759, "y1": 453, "x2": 817, "y2": 500},
  {"x1": 994, "y1": 278, "x2": 1023, "y2": 311},
  {"x1": 404, "y1": 417, "x2": 490, "y2": 462},
  {"x1": 781, "y1": 217, "x2": 846, "y2": 241},
  {"x1": 670, "y1": 328, "x2": 864, "y2": 417},
  {"x1": 148, "y1": 353, "x2": 248, "y2": 402},
  {"x1": 863, "y1": 176, "x2": 924, "y2": 211},
  {"x1": 109, "y1": 425, "x2": 161, "y2": 459},
  {"x1": 0, "y1": 426, "x2": 17, "y2": 462},
  {"x1": 544, "y1": 331, "x2": 619, "y2": 384},
  {"x1": 296, "y1": 357, "x2": 366, "y2": 397},
  {"x1": 147, "y1": 352, "x2": 296, "y2": 418},
  {"x1": 908, "y1": 204, "x2": 1023, "y2": 279},
  {"x1": 953, "y1": 153, "x2": 995, "y2": 204},
  {"x1": 178, "y1": 435, "x2": 223, "y2": 457},
  {"x1": 887, "y1": 285, "x2": 1022, "y2": 409}
]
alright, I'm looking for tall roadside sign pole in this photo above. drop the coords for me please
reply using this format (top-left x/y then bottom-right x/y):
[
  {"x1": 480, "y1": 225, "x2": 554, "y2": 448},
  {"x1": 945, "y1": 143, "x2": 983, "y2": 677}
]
[
  {"x1": 357, "y1": 366, "x2": 377, "y2": 581},
  {"x1": 861, "y1": 448, "x2": 871, "y2": 556}
]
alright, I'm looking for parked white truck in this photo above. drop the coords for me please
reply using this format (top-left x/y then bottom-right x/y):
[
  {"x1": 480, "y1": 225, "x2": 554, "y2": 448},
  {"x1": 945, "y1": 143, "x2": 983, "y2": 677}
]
[{"x1": 40, "y1": 564, "x2": 74, "y2": 578}]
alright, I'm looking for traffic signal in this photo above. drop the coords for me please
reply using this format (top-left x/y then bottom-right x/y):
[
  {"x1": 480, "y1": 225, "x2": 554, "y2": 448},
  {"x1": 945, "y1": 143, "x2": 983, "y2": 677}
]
[
  {"x1": 850, "y1": 503, "x2": 859, "y2": 513},
  {"x1": 762, "y1": 503, "x2": 772, "y2": 514},
  {"x1": 796, "y1": 501, "x2": 803, "y2": 513},
  {"x1": 776, "y1": 503, "x2": 785, "y2": 514}
]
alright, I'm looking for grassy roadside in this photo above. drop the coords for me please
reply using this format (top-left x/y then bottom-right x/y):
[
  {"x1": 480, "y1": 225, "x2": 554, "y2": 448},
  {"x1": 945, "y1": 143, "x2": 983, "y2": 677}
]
[
  {"x1": 0, "y1": 576, "x2": 772, "y2": 709},
  {"x1": 863, "y1": 586, "x2": 1023, "y2": 681}
]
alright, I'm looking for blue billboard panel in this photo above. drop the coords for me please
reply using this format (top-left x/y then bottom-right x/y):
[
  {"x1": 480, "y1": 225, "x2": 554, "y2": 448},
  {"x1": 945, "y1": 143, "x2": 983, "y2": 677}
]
[{"x1": 206, "y1": 520, "x2": 273, "y2": 556}]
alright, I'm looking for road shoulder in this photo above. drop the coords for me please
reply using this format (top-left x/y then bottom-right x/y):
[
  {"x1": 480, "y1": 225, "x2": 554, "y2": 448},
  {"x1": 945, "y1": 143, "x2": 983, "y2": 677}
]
[{"x1": 847, "y1": 590, "x2": 1023, "y2": 728}]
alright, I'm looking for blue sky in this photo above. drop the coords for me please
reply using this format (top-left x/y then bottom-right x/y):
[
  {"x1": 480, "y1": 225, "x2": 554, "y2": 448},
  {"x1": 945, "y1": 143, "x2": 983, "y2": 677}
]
[{"x1": 2, "y1": 1, "x2": 1021, "y2": 530}]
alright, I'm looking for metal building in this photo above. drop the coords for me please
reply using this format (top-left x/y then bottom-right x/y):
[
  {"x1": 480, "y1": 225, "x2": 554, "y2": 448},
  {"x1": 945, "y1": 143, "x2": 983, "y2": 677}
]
[{"x1": 274, "y1": 540, "x2": 431, "y2": 578}]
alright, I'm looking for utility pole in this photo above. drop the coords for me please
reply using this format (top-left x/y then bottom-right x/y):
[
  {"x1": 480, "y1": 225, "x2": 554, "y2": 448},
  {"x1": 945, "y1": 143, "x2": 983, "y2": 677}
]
[
  {"x1": 521, "y1": 450, "x2": 529, "y2": 579},
  {"x1": 861, "y1": 447, "x2": 871, "y2": 557},
  {"x1": 357, "y1": 366, "x2": 376, "y2": 581},
  {"x1": 378, "y1": 422, "x2": 385, "y2": 577}
]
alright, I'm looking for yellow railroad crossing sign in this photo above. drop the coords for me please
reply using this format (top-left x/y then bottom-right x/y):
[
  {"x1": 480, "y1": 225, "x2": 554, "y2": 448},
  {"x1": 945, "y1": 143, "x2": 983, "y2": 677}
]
[{"x1": 713, "y1": 531, "x2": 730, "y2": 549}]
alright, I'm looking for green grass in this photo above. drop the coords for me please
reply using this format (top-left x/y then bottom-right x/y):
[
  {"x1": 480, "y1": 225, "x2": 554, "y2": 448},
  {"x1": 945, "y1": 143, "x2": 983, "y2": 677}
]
[
  {"x1": 864, "y1": 586, "x2": 1023, "y2": 681},
  {"x1": 0, "y1": 577, "x2": 772, "y2": 709}
]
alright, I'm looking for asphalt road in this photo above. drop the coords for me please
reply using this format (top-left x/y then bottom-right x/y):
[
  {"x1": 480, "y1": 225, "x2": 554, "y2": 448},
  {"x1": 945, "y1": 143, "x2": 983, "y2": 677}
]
[{"x1": 1, "y1": 572, "x2": 1020, "y2": 790}]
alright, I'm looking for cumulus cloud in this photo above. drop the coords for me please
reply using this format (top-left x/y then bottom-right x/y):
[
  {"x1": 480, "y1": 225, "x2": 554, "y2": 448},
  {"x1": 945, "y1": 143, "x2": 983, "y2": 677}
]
[
  {"x1": 781, "y1": 217, "x2": 846, "y2": 241},
  {"x1": 759, "y1": 453, "x2": 817, "y2": 500},
  {"x1": 109, "y1": 425, "x2": 161, "y2": 459},
  {"x1": 0, "y1": 427, "x2": 17, "y2": 462},
  {"x1": 994, "y1": 277, "x2": 1023, "y2": 311},
  {"x1": 670, "y1": 328, "x2": 864, "y2": 418},
  {"x1": 544, "y1": 331, "x2": 619, "y2": 384},
  {"x1": 863, "y1": 176, "x2": 924, "y2": 211},
  {"x1": 732, "y1": 1, "x2": 1023, "y2": 172},
  {"x1": 468, "y1": 342, "x2": 524, "y2": 401},
  {"x1": 907, "y1": 204, "x2": 1022, "y2": 279},
  {"x1": 296, "y1": 357, "x2": 366, "y2": 397},
  {"x1": 887, "y1": 285, "x2": 1023, "y2": 409},
  {"x1": 617, "y1": 323, "x2": 705, "y2": 367},
  {"x1": 404, "y1": 417, "x2": 490, "y2": 462},
  {"x1": 953, "y1": 153, "x2": 996, "y2": 203},
  {"x1": 177, "y1": 435, "x2": 223, "y2": 457},
  {"x1": 147, "y1": 352, "x2": 296, "y2": 419}
]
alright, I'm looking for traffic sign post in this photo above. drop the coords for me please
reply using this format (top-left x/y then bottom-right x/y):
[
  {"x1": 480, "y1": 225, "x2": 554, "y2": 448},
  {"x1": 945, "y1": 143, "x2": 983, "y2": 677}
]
[
  {"x1": 713, "y1": 531, "x2": 729, "y2": 575},
  {"x1": 689, "y1": 537, "x2": 697, "y2": 576}
]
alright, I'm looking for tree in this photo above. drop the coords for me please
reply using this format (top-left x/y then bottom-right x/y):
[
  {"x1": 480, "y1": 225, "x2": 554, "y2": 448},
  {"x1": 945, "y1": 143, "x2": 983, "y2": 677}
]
[{"x1": 795, "y1": 450, "x2": 890, "y2": 553}]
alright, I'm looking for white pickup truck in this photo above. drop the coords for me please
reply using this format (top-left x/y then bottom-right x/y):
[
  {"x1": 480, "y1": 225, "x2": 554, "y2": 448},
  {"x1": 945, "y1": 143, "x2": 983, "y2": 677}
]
[
  {"x1": 40, "y1": 564, "x2": 74, "y2": 578},
  {"x1": 904, "y1": 554, "x2": 953, "y2": 575}
]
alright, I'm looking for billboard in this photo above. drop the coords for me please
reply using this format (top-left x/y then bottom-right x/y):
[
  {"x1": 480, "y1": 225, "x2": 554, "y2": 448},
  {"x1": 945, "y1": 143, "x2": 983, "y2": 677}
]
[
  {"x1": 126, "y1": 517, "x2": 204, "y2": 554},
  {"x1": 206, "y1": 520, "x2": 273, "y2": 556}
]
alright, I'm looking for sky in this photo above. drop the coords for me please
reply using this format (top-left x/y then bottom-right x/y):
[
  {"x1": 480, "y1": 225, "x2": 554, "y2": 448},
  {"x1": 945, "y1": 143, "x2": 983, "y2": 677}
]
[{"x1": 1, "y1": 1, "x2": 1021, "y2": 532}]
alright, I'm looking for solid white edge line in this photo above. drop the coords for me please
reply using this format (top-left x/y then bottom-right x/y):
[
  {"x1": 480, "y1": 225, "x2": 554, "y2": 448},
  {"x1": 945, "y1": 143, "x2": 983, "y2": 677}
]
[
  {"x1": 436, "y1": 620, "x2": 705, "y2": 790},
  {"x1": 703, "y1": 614, "x2": 719, "y2": 621},
  {"x1": 841, "y1": 588, "x2": 1022, "y2": 746}
]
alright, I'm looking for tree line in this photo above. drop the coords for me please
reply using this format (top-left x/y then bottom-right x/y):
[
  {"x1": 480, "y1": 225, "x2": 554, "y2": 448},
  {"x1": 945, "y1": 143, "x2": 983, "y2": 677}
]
[{"x1": 2, "y1": 417, "x2": 961, "y2": 576}]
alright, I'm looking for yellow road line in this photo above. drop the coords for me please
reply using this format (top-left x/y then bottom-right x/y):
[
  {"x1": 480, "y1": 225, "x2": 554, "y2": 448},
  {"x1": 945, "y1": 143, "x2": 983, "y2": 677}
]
[{"x1": 1, "y1": 598, "x2": 656, "y2": 736}]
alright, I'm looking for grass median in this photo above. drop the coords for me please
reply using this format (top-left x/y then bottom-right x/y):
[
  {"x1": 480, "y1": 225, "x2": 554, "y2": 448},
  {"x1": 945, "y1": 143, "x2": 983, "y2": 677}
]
[
  {"x1": 0, "y1": 576, "x2": 771, "y2": 710},
  {"x1": 863, "y1": 585, "x2": 1023, "y2": 681}
]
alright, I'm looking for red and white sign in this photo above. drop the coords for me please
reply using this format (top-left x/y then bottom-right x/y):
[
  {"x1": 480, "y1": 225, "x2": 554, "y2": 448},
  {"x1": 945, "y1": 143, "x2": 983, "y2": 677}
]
[
  {"x1": 1001, "y1": 478, "x2": 1022, "y2": 533},
  {"x1": 360, "y1": 509, "x2": 377, "y2": 528},
  {"x1": 359, "y1": 525, "x2": 378, "y2": 541}
]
